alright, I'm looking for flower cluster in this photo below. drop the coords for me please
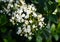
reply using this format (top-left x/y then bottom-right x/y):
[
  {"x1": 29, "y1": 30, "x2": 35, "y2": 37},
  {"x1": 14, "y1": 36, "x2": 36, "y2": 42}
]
[
  {"x1": 0, "y1": 0, "x2": 13, "y2": 14},
  {"x1": 9, "y1": 0, "x2": 45, "y2": 40}
]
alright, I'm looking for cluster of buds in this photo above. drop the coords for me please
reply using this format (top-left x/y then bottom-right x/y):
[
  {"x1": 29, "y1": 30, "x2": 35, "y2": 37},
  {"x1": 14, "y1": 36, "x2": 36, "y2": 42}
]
[{"x1": 9, "y1": 0, "x2": 45, "y2": 40}]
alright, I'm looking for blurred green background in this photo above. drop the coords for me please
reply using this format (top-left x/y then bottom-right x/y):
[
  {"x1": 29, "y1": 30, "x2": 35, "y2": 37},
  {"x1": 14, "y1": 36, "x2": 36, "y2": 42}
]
[{"x1": 0, "y1": 0, "x2": 60, "y2": 42}]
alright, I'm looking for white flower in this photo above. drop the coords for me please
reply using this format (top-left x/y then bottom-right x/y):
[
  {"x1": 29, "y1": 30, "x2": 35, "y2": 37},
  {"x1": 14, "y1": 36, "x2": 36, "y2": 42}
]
[
  {"x1": 27, "y1": 25, "x2": 31, "y2": 33},
  {"x1": 25, "y1": 20, "x2": 29, "y2": 25},
  {"x1": 15, "y1": 14, "x2": 20, "y2": 18},
  {"x1": 10, "y1": 19, "x2": 15, "y2": 25},
  {"x1": 17, "y1": 9, "x2": 23, "y2": 14},
  {"x1": 27, "y1": 25, "x2": 31, "y2": 29},
  {"x1": 32, "y1": 25, "x2": 36, "y2": 28},
  {"x1": 38, "y1": 14, "x2": 42, "y2": 18},
  {"x1": 26, "y1": 10, "x2": 32, "y2": 14},
  {"x1": 23, "y1": 27, "x2": 27, "y2": 33},
  {"x1": 20, "y1": 0, "x2": 25, "y2": 5},
  {"x1": 21, "y1": 5, "x2": 27, "y2": 10},
  {"x1": 9, "y1": 0, "x2": 13, "y2": 3},
  {"x1": 32, "y1": 6, "x2": 36, "y2": 11},
  {"x1": 29, "y1": 32, "x2": 32, "y2": 35},
  {"x1": 28, "y1": 36, "x2": 32, "y2": 40},
  {"x1": 36, "y1": 28, "x2": 38, "y2": 31},
  {"x1": 16, "y1": 19, "x2": 20, "y2": 22},
  {"x1": 7, "y1": 4, "x2": 13, "y2": 9},
  {"x1": 14, "y1": 3, "x2": 18, "y2": 7},
  {"x1": 40, "y1": 18, "x2": 44, "y2": 21},
  {"x1": 28, "y1": 5, "x2": 32, "y2": 10},
  {"x1": 52, "y1": 8, "x2": 57, "y2": 15},
  {"x1": 23, "y1": 24, "x2": 26, "y2": 27},
  {"x1": 29, "y1": 20, "x2": 33, "y2": 23},
  {"x1": 20, "y1": 34, "x2": 23, "y2": 36},
  {"x1": 39, "y1": 22, "x2": 43, "y2": 27},
  {"x1": 25, "y1": 15, "x2": 29, "y2": 19},
  {"x1": 11, "y1": 17, "x2": 15, "y2": 20},
  {"x1": 17, "y1": 27, "x2": 22, "y2": 34},
  {"x1": 21, "y1": 19, "x2": 24, "y2": 22},
  {"x1": 33, "y1": 12, "x2": 37, "y2": 17},
  {"x1": 21, "y1": 13, "x2": 25, "y2": 17},
  {"x1": 24, "y1": 34, "x2": 28, "y2": 37}
]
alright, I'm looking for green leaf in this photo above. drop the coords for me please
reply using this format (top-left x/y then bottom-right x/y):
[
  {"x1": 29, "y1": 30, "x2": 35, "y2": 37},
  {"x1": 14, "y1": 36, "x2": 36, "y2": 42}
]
[
  {"x1": 51, "y1": 24, "x2": 56, "y2": 32},
  {"x1": 0, "y1": 14, "x2": 7, "y2": 26},
  {"x1": 58, "y1": 0, "x2": 60, "y2": 2},
  {"x1": 56, "y1": 23, "x2": 60, "y2": 34},
  {"x1": 53, "y1": 34, "x2": 59, "y2": 41},
  {"x1": 36, "y1": 35, "x2": 42, "y2": 42},
  {"x1": 51, "y1": 24, "x2": 59, "y2": 41},
  {"x1": 3, "y1": 39, "x2": 8, "y2": 42},
  {"x1": 1, "y1": 27, "x2": 7, "y2": 33}
]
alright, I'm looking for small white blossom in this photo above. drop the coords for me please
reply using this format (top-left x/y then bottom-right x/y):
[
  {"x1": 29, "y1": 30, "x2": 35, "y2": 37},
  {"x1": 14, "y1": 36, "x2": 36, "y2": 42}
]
[
  {"x1": 26, "y1": 10, "x2": 32, "y2": 14},
  {"x1": 33, "y1": 12, "x2": 37, "y2": 17},
  {"x1": 32, "y1": 6, "x2": 36, "y2": 11},
  {"x1": 21, "y1": 19, "x2": 24, "y2": 22},
  {"x1": 25, "y1": 15, "x2": 29, "y2": 19},
  {"x1": 40, "y1": 18, "x2": 44, "y2": 21},
  {"x1": 28, "y1": 36, "x2": 32, "y2": 40},
  {"x1": 23, "y1": 27, "x2": 27, "y2": 33},
  {"x1": 17, "y1": 9, "x2": 23, "y2": 14},
  {"x1": 32, "y1": 25, "x2": 36, "y2": 28},
  {"x1": 11, "y1": 17, "x2": 15, "y2": 20},
  {"x1": 24, "y1": 34, "x2": 28, "y2": 37},
  {"x1": 39, "y1": 22, "x2": 43, "y2": 27},
  {"x1": 27, "y1": 25, "x2": 31, "y2": 33},
  {"x1": 29, "y1": 20, "x2": 33, "y2": 23},
  {"x1": 21, "y1": 13, "x2": 25, "y2": 17},
  {"x1": 17, "y1": 27, "x2": 22, "y2": 34},
  {"x1": 29, "y1": 32, "x2": 32, "y2": 35},
  {"x1": 20, "y1": 0, "x2": 25, "y2": 5},
  {"x1": 25, "y1": 20, "x2": 29, "y2": 25},
  {"x1": 52, "y1": 8, "x2": 57, "y2": 15},
  {"x1": 38, "y1": 14, "x2": 42, "y2": 18},
  {"x1": 9, "y1": 0, "x2": 13, "y2": 3},
  {"x1": 36, "y1": 28, "x2": 38, "y2": 31}
]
